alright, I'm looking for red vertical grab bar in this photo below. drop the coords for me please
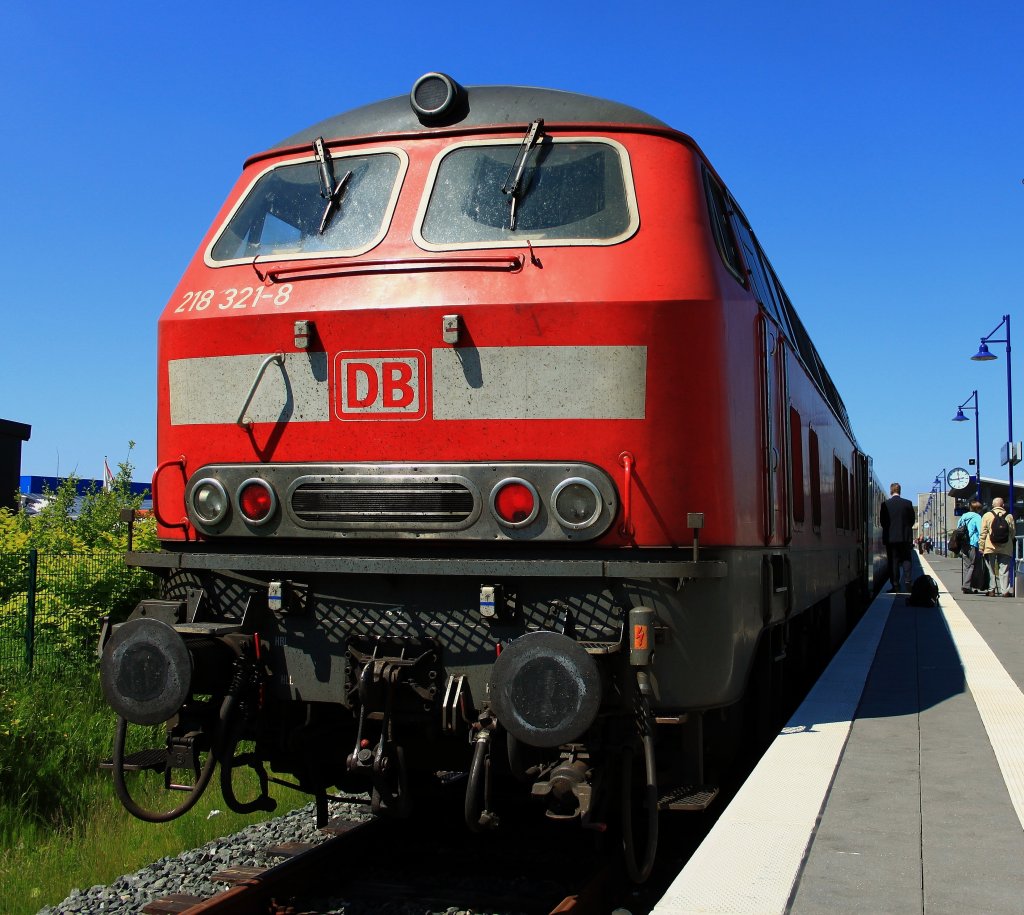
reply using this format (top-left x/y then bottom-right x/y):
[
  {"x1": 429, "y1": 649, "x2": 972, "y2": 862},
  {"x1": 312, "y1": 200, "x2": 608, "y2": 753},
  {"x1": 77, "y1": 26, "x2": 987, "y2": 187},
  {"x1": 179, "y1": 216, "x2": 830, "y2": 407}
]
[
  {"x1": 151, "y1": 455, "x2": 190, "y2": 535},
  {"x1": 619, "y1": 451, "x2": 636, "y2": 538}
]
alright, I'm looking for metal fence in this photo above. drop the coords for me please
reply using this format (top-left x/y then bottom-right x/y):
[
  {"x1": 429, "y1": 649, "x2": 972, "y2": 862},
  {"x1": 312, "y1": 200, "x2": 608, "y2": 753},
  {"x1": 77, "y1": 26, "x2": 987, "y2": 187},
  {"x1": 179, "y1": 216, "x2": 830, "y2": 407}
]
[{"x1": 0, "y1": 549, "x2": 159, "y2": 671}]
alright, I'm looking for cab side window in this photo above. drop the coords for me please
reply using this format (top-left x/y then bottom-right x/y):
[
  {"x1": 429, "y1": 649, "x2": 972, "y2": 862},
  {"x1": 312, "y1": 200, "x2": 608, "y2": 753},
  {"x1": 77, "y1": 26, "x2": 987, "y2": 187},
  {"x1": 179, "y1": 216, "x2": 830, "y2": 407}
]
[
  {"x1": 729, "y1": 211, "x2": 788, "y2": 331},
  {"x1": 702, "y1": 168, "x2": 744, "y2": 282}
]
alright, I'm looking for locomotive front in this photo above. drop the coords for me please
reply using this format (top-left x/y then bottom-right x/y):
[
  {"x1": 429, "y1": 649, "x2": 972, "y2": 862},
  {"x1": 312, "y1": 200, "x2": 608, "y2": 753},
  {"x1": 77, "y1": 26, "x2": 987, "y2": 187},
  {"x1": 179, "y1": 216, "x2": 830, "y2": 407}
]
[{"x1": 99, "y1": 74, "x2": 736, "y2": 878}]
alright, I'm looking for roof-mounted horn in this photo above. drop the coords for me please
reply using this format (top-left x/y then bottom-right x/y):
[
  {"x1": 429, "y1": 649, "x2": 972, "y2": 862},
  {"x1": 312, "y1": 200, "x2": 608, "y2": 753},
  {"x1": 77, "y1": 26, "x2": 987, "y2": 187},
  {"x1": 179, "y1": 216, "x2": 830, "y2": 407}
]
[{"x1": 410, "y1": 72, "x2": 468, "y2": 125}]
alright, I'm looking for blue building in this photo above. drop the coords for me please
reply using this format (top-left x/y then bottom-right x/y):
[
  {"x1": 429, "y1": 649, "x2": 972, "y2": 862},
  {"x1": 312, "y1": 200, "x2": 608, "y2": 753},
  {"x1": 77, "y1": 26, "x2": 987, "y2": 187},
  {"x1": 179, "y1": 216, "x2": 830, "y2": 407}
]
[
  {"x1": 18, "y1": 475, "x2": 150, "y2": 498},
  {"x1": 18, "y1": 474, "x2": 151, "y2": 515}
]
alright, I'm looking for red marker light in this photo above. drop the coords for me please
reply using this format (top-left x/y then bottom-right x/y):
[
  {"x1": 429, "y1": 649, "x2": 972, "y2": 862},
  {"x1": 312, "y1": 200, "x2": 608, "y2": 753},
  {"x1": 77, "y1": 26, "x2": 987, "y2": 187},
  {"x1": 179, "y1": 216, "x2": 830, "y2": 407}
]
[
  {"x1": 237, "y1": 479, "x2": 276, "y2": 524},
  {"x1": 491, "y1": 479, "x2": 539, "y2": 526}
]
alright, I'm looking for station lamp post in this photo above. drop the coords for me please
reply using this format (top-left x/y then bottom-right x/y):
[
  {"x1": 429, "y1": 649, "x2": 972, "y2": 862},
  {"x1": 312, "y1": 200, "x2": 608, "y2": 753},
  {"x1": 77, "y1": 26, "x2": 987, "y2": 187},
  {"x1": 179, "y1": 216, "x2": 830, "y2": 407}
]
[
  {"x1": 942, "y1": 470, "x2": 948, "y2": 553},
  {"x1": 925, "y1": 492, "x2": 933, "y2": 548},
  {"x1": 952, "y1": 390, "x2": 981, "y2": 501},
  {"x1": 933, "y1": 472, "x2": 947, "y2": 555},
  {"x1": 972, "y1": 314, "x2": 1015, "y2": 589},
  {"x1": 971, "y1": 314, "x2": 1014, "y2": 521},
  {"x1": 923, "y1": 493, "x2": 930, "y2": 548}
]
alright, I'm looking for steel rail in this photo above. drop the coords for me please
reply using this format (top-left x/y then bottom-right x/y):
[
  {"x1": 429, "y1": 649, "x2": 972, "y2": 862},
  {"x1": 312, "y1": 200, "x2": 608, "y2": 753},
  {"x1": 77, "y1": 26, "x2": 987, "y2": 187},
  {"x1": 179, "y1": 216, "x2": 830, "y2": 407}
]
[{"x1": 141, "y1": 817, "x2": 378, "y2": 915}]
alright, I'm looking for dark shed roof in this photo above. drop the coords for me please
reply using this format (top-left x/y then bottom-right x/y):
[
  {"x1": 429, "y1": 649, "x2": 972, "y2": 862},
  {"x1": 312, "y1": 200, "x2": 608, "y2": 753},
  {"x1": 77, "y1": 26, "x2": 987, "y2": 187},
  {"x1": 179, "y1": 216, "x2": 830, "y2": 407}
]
[
  {"x1": 0, "y1": 419, "x2": 31, "y2": 441},
  {"x1": 273, "y1": 84, "x2": 670, "y2": 150}
]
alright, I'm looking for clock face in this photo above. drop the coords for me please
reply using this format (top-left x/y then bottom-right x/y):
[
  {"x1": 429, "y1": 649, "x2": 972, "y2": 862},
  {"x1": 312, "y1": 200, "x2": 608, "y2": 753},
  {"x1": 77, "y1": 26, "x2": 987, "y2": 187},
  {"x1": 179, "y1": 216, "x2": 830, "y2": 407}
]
[{"x1": 947, "y1": 467, "x2": 971, "y2": 490}]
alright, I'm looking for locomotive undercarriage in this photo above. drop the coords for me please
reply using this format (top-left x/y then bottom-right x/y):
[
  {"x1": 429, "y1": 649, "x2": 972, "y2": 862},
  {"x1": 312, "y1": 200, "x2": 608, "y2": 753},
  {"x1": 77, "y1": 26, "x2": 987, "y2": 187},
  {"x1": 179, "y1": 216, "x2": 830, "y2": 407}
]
[
  {"x1": 99, "y1": 545, "x2": 859, "y2": 881},
  {"x1": 101, "y1": 565, "x2": 651, "y2": 816}
]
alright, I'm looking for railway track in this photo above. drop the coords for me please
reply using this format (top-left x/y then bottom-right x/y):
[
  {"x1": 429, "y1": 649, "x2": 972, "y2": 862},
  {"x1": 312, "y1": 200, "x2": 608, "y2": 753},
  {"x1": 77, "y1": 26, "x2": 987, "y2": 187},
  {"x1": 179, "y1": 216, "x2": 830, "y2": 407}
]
[
  {"x1": 140, "y1": 817, "x2": 378, "y2": 915},
  {"x1": 139, "y1": 809, "x2": 615, "y2": 915}
]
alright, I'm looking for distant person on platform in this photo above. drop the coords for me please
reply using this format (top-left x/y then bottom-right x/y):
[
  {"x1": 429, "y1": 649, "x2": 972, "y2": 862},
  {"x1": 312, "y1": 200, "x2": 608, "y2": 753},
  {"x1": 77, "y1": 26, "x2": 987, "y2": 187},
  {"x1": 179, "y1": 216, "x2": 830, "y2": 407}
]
[
  {"x1": 880, "y1": 482, "x2": 916, "y2": 591},
  {"x1": 980, "y1": 497, "x2": 1016, "y2": 597},
  {"x1": 959, "y1": 500, "x2": 985, "y2": 594}
]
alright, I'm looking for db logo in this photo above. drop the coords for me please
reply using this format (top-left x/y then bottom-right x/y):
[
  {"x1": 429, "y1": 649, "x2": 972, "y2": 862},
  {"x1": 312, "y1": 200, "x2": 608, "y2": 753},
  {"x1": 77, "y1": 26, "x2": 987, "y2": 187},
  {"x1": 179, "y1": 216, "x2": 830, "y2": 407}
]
[{"x1": 335, "y1": 350, "x2": 427, "y2": 420}]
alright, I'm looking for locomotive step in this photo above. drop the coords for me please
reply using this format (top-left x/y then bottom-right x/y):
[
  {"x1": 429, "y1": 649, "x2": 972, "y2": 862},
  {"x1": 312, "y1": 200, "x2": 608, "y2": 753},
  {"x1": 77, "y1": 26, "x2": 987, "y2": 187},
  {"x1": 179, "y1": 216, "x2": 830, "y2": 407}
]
[
  {"x1": 658, "y1": 785, "x2": 719, "y2": 811},
  {"x1": 98, "y1": 747, "x2": 166, "y2": 772}
]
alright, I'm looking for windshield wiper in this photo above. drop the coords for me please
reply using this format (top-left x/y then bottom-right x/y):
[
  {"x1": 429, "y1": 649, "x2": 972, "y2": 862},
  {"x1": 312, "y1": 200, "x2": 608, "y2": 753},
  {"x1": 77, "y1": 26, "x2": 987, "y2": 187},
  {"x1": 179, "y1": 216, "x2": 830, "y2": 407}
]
[
  {"x1": 313, "y1": 136, "x2": 352, "y2": 235},
  {"x1": 501, "y1": 118, "x2": 544, "y2": 230}
]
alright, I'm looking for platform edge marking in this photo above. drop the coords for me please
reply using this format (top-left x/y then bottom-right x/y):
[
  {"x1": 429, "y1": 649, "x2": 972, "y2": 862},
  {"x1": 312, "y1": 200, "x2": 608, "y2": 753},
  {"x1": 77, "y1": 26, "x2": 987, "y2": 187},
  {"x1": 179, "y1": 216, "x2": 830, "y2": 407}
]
[{"x1": 920, "y1": 554, "x2": 1024, "y2": 830}]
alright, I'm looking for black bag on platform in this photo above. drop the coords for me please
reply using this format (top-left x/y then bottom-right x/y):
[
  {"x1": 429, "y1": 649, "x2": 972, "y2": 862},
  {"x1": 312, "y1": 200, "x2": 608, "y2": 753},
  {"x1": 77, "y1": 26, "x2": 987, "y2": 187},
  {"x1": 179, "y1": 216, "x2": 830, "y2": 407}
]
[
  {"x1": 947, "y1": 526, "x2": 966, "y2": 556},
  {"x1": 907, "y1": 575, "x2": 939, "y2": 607},
  {"x1": 970, "y1": 552, "x2": 989, "y2": 592}
]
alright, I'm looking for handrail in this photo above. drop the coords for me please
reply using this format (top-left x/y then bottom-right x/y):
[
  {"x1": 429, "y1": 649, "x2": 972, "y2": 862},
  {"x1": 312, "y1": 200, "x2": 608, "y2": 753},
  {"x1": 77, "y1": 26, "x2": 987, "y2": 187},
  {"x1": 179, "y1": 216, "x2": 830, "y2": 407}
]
[
  {"x1": 619, "y1": 451, "x2": 636, "y2": 538},
  {"x1": 237, "y1": 353, "x2": 285, "y2": 428},
  {"x1": 252, "y1": 253, "x2": 524, "y2": 284},
  {"x1": 151, "y1": 456, "x2": 189, "y2": 533}
]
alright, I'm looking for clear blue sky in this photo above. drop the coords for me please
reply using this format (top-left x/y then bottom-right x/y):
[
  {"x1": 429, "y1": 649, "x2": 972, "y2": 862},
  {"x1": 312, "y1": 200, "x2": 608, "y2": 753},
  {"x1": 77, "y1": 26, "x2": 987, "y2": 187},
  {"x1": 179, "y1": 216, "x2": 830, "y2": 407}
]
[{"x1": 2, "y1": 1, "x2": 1021, "y2": 502}]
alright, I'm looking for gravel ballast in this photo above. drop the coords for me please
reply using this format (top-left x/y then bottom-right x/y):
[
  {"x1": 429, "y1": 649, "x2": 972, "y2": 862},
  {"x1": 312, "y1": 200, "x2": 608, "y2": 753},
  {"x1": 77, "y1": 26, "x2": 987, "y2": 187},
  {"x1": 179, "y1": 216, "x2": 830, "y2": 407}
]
[{"x1": 37, "y1": 800, "x2": 370, "y2": 915}]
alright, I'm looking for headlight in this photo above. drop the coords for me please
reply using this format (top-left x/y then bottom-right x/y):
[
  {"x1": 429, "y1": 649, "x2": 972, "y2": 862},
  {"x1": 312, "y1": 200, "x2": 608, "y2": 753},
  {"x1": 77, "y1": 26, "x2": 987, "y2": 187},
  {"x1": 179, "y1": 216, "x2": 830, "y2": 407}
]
[
  {"x1": 191, "y1": 478, "x2": 228, "y2": 525},
  {"x1": 551, "y1": 478, "x2": 602, "y2": 529}
]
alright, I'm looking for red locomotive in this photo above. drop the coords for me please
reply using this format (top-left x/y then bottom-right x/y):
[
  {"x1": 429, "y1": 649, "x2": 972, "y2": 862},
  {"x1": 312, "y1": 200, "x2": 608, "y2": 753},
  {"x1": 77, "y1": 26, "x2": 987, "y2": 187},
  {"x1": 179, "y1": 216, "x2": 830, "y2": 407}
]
[{"x1": 100, "y1": 73, "x2": 887, "y2": 879}]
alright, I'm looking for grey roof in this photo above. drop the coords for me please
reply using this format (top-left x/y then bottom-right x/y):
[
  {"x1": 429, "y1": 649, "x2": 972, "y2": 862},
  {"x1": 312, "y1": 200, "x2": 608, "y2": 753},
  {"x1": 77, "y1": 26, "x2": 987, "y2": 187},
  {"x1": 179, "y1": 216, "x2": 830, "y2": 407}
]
[{"x1": 272, "y1": 84, "x2": 670, "y2": 151}]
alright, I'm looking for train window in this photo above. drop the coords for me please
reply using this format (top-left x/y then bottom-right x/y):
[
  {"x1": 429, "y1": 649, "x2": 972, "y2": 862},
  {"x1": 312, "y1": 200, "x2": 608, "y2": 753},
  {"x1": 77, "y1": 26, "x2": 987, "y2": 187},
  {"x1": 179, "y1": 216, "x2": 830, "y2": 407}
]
[
  {"x1": 414, "y1": 138, "x2": 639, "y2": 250},
  {"x1": 834, "y1": 456, "x2": 850, "y2": 530},
  {"x1": 809, "y1": 428, "x2": 822, "y2": 530},
  {"x1": 773, "y1": 283, "x2": 855, "y2": 440},
  {"x1": 701, "y1": 168, "x2": 744, "y2": 281},
  {"x1": 851, "y1": 456, "x2": 860, "y2": 531},
  {"x1": 207, "y1": 149, "x2": 406, "y2": 265},
  {"x1": 764, "y1": 268, "x2": 795, "y2": 341},
  {"x1": 729, "y1": 215, "x2": 785, "y2": 321},
  {"x1": 844, "y1": 465, "x2": 852, "y2": 530},
  {"x1": 790, "y1": 407, "x2": 804, "y2": 524},
  {"x1": 833, "y1": 456, "x2": 841, "y2": 529},
  {"x1": 776, "y1": 288, "x2": 820, "y2": 385}
]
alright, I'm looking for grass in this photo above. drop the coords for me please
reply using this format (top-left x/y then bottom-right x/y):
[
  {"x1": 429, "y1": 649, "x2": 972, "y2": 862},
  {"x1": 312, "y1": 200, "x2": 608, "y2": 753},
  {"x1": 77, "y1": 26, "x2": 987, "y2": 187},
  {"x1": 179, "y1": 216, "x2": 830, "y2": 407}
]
[{"x1": 0, "y1": 664, "x2": 307, "y2": 915}]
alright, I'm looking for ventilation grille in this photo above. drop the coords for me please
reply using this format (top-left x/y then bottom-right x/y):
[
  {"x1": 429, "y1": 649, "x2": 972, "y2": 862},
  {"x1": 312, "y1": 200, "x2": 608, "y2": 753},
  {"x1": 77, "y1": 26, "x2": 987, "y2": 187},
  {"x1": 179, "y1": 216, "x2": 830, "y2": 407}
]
[{"x1": 291, "y1": 479, "x2": 475, "y2": 526}]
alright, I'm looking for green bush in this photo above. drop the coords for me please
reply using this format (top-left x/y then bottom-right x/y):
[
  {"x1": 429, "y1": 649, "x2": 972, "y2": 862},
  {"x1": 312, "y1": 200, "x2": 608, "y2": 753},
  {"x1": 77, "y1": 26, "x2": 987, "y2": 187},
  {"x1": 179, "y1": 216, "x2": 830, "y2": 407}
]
[
  {"x1": 0, "y1": 444, "x2": 161, "y2": 660},
  {"x1": 0, "y1": 446, "x2": 314, "y2": 912},
  {"x1": 0, "y1": 443, "x2": 159, "y2": 555}
]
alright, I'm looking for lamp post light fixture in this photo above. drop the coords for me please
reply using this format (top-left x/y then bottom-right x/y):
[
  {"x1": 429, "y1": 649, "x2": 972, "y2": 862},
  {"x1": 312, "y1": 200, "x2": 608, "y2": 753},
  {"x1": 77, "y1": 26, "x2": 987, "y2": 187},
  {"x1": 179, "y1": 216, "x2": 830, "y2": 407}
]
[{"x1": 952, "y1": 389, "x2": 981, "y2": 501}]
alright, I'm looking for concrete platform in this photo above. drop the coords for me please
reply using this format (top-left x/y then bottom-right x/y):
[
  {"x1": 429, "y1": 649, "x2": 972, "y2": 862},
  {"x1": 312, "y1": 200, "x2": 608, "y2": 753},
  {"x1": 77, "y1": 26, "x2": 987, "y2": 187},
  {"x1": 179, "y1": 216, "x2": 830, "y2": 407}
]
[{"x1": 654, "y1": 551, "x2": 1024, "y2": 914}]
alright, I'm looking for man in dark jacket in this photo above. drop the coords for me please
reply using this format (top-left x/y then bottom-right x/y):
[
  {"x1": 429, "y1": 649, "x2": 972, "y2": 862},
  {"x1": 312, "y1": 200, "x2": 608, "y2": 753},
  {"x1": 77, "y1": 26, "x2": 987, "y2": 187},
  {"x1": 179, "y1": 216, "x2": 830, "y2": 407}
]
[{"x1": 880, "y1": 482, "x2": 916, "y2": 591}]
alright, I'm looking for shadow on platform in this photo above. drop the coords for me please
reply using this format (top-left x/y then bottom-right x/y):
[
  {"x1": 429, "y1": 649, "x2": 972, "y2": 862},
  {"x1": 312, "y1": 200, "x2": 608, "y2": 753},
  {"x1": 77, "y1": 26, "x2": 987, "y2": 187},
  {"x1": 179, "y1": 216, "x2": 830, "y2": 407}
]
[{"x1": 792, "y1": 550, "x2": 966, "y2": 729}]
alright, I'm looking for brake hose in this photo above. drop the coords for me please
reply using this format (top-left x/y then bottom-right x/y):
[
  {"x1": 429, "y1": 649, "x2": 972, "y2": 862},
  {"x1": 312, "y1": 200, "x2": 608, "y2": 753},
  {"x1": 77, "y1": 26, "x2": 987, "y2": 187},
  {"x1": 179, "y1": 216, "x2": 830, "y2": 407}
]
[
  {"x1": 465, "y1": 729, "x2": 496, "y2": 832},
  {"x1": 622, "y1": 672, "x2": 659, "y2": 883},
  {"x1": 111, "y1": 702, "x2": 223, "y2": 823}
]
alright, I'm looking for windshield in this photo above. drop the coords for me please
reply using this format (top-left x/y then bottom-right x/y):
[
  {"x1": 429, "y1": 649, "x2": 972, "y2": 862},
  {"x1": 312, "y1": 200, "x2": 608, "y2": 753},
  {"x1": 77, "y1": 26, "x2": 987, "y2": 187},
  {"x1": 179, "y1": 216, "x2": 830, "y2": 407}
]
[
  {"x1": 209, "y1": 150, "x2": 404, "y2": 264},
  {"x1": 416, "y1": 139, "x2": 637, "y2": 249}
]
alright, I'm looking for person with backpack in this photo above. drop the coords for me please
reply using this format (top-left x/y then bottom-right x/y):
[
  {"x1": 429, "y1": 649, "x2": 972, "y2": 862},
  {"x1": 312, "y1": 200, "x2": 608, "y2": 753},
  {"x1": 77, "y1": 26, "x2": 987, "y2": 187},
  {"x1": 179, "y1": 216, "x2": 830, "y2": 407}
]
[
  {"x1": 958, "y1": 500, "x2": 986, "y2": 594},
  {"x1": 980, "y1": 496, "x2": 1016, "y2": 597}
]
